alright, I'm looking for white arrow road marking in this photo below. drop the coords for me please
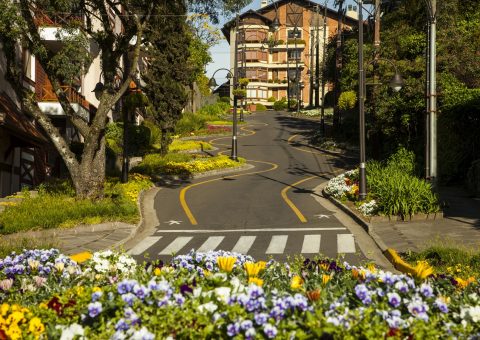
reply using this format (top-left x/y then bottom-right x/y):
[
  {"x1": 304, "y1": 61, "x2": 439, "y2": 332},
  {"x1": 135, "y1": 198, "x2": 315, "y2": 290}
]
[
  {"x1": 314, "y1": 214, "x2": 330, "y2": 219},
  {"x1": 164, "y1": 220, "x2": 182, "y2": 225}
]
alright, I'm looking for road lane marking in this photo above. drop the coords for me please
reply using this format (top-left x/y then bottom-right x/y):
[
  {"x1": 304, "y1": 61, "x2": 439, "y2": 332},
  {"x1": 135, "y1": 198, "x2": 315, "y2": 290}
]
[
  {"x1": 197, "y1": 236, "x2": 225, "y2": 252},
  {"x1": 127, "y1": 236, "x2": 162, "y2": 255},
  {"x1": 337, "y1": 234, "x2": 356, "y2": 253},
  {"x1": 179, "y1": 160, "x2": 278, "y2": 225},
  {"x1": 301, "y1": 234, "x2": 321, "y2": 253},
  {"x1": 266, "y1": 235, "x2": 288, "y2": 254},
  {"x1": 159, "y1": 236, "x2": 193, "y2": 255},
  {"x1": 155, "y1": 227, "x2": 346, "y2": 233},
  {"x1": 231, "y1": 236, "x2": 257, "y2": 254},
  {"x1": 281, "y1": 176, "x2": 318, "y2": 223}
]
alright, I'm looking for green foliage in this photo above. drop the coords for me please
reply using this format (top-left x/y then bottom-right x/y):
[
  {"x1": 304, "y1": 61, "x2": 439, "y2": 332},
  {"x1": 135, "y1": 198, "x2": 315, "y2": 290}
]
[
  {"x1": 219, "y1": 96, "x2": 230, "y2": 103},
  {"x1": 338, "y1": 91, "x2": 357, "y2": 111},
  {"x1": 267, "y1": 96, "x2": 276, "y2": 102},
  {"x1": 255, "y1": 103, "x2": 267, "y2": 111},
  {"x1": 273, "y1": 97, "x2": 288, "y2": 111},
  {"x1": 289, "y1": 99, "x2": 297, "y2": 109},
  {"x1": 232, "y1": 89, "x2": 246, "y2": 99},
  {"x1": 0, "y1": 236, "x2": 58, "y2": 259},
  {"x1": 367, "y1": 148, "x2": 439, "y2": 218},
  {"x1": 105, "y1": 122, "x2": 151, "y2": 156},
  {"x1": 238, "y1": 78, "x2": 249, "y2": 87}
]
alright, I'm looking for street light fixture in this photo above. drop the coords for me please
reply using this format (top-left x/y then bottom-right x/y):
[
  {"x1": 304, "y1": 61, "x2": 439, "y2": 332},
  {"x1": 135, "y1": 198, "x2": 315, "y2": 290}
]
[{"x1": 208, "y1": 68, "x2": 238, "y2": 161}]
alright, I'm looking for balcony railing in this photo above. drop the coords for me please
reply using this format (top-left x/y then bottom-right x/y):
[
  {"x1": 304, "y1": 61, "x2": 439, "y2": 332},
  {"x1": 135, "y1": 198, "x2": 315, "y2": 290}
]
[
  {"x1": 37, "y1": 85, "x2": 90, "y2": 111},
  {"x1": 33, "y1": 7, "x2": 83, "y2": 27}
]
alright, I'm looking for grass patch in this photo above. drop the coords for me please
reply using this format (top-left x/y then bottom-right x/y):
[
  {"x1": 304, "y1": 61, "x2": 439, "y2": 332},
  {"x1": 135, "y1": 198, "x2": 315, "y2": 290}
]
[
  {"x1": 168, "y1": 140, "x2": 213, "y2": 152},
  {"x1": 0, "y1": 235, "x2": 58, "y2": 258},
  {"x1": 133, "y1": 154, "x2": 246, "y2": 179},
  {"x1": 403, "y1": 241, "x2": 480, "y2": 279},
  {"x1": 0, "y1": 174, "x2": 153, "y2": 234}
]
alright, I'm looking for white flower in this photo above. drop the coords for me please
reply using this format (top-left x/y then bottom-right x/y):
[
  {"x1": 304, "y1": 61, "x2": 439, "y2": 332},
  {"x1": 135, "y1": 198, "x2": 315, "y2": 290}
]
[
  {"x1": 198, "y1": 302, "x2": 218, "y2": 314},
  {"x1": 358, "y1": 200, "x2": 378, "y2": 216},
  {"x1": 214, "y1": 287, "x2": 231, "y2": 303},
  {"x1": 460, "y1": 306, "x2": 480, "y2": 323},
  {"x1": 57, "y1": 323, "x2": 85, "y2": 340},
  {"x1": 55, "y1": 262, "x2": 65, "y2": 272}
]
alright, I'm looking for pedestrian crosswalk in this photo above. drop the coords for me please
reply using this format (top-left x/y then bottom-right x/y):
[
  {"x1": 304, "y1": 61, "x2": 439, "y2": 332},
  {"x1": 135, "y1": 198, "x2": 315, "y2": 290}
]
[{"x1": 127, "y1": 233, "x2": 357, "y2": 257}]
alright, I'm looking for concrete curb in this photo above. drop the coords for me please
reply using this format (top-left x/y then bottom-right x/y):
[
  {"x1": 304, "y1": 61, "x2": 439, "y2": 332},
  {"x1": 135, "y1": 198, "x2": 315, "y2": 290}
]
[{"x1": 322, "y1": 188, "x2": 389, "y2": 252}]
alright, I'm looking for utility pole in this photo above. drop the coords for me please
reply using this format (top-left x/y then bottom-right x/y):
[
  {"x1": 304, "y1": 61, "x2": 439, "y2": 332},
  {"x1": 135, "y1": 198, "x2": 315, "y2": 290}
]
[
  {"x1": 286, "y1": 39, "x2": 290, "y2": 110},
  {"x1": 371, "y1": 0, "x2": 381, "y2": 158},
  {"x1": 309, "y1": 9, "x2": 316, "y2": 108},
  {"x1": 231, "y1": 13, "x2": 239, "y2": 161},
  {"x1": 333, "y1": 0, "x2": 344, "y2": 132},
  {"x1": 320, "y1": 2, "x2": 327, "y2": 136},
  {"x1": 315, "y1": 4, "x2": 321, "y2": 109},
  {"x1": 358, "y1": 0, "x2": 366, "y2": 200},
  {"x1": 427, "y1": 0, "x2": 437, "y2": 185}
]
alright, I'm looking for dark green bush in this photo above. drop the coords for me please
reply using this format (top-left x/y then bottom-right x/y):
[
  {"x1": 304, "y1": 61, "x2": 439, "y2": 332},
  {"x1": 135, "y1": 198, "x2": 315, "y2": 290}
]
[
  {"x1": 273, "y1": 98, "x2": 287, "y2": 111},
  {"x1": 219, "y1": 96, "x2": 230, "y2": 103},
  {"x1": 105, "y1": 122, "x2": 151, "y2": 156},
  {"x1": 366, "y1": 148, "x2": 439, "y2": 218}
]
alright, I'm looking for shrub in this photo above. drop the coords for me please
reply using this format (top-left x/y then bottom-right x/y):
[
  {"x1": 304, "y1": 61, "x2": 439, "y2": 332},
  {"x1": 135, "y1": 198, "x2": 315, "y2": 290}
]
[
  {"x1": 175, "y1": 112, "x2": 208, "y2": 135},
  {"x1": 168, "y1": 140, "x2": 213, "y2": 153},
  {"x1": 338, "y1": 91, "x2": 357, "y2": 111},
  {"x1": 133, "y1": 154, "x2": 245, "y2": 178},
  {"x1": 273, "y1": 98, "x2": 287, "y2": 111},
  {"x1": 219, "y1": 96, "x2": 230, "y2": 103},
  {"x1": 255, "y1": 103, "x2": 267, "y2": 111},
  {"x1": 105, "y1": 122, "x2": 151, "y2": 156},
  {"x1": 289, "y1": 99, "x2": 297, "y2": 109},
  {"x1": 267, "y1": 96, "x2": 276, "y2": 102},
  {"x1": 232, "y1": 89, "x2": 246, "y2": 99}
]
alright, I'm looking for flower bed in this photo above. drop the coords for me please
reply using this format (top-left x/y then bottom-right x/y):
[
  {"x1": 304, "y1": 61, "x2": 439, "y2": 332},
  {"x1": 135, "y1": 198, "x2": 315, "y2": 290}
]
[
  {"x1": 1, "y1": 249, "x2": 479, "y2": 338},
  {"x1": 168, "y1": 140, "x2": 213, "y2": 153},
  {"x1": 325, "y1": 149, "x2": 439, "y2": 219}
]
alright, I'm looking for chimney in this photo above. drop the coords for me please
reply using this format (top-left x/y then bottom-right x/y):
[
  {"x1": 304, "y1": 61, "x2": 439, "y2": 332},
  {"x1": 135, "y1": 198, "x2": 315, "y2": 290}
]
[
  {"x1": 346, "y1": 4, "x2": 359, "y2": 20},
  {"x1": 260, "y1": 0, "x2": 268, "y2": 8}
]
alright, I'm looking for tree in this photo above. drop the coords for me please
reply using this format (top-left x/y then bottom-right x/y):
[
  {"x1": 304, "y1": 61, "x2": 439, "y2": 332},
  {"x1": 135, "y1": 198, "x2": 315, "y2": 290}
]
[
  {"x1": 141, "y1": 1, "x2": 191, "y2": 156},
  {"x1": 0, "y1": 0, "x2": 153, "y2": 198}
]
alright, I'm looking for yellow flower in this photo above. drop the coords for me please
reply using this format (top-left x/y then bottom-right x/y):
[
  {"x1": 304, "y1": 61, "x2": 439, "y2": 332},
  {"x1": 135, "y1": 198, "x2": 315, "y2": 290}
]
[
  {"x1": 5, "y1": 323, "x2": 22, "y2": 340},
  {"x1": 322, "y1": 274, "x2": 332, "y2": 285},
  {"x1": 93, "y1": 287, "x2": 102, "y2": 293},
  {"x1": 256, "y1": 261, "x2": 267, "y2": 272},
  {"x1": 28, "y1": 317, "x2": 45, "y2": 337},
  {"x1": 248, "y1": 277, "x2": 264, "y2": 286},
  {"x1": 0, "y1": 304, "x2": 9, "y2": 317},
  {"x1": 217, "y1": 257, "x2": 236, "y2": 273},
  {"x1": 7, "y1": 311, "x2": 25, "y2": 325},
  {"x1": 70, "y1": 252, "x2": 92, "y2": 264},
  {"x1": 290, "y1": 275, "x2": 304, "y2": 289},
  {"x1": 38, "y1": 303, "x2": 48, "y2": 310},
  {"x1": 319, "y1": 263, "x2": 329, "y2": 271},
  {"x1": 154, "y1": 268, "x2": 162, "y2": 276},
  {"x1": 413, "y1": 261, "x2": 434, "y2": 280},
  {"x1": 367, "y1": 263, "x2": 377, "y2": 273},
  {"x1": 438, "y1": 295, "x2": 451, "y2": 304},
  {"x1": 244, "y1": 262, "x2": 261, "y2": 277},
  {"x1": 203, "y1": 270, "x2": 212, "y2": 277}
]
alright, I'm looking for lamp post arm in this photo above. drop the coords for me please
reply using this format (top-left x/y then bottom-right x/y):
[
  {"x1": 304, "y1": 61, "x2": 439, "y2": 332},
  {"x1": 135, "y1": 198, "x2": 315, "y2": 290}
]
[{"x1": 210, "y1": 68, "x2": 234, "y2": 81}]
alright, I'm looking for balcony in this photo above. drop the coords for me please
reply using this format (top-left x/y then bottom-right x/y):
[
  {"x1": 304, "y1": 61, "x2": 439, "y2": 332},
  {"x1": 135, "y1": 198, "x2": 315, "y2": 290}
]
[{"x1": 37, "y1": 85, "x2": 90, "y2": 121}]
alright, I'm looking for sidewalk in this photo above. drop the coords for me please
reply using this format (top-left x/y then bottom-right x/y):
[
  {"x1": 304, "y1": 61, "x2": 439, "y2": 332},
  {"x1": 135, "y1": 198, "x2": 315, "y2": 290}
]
[{"x1": 369, "y1": 186, "x2": 480, "y2": 253}]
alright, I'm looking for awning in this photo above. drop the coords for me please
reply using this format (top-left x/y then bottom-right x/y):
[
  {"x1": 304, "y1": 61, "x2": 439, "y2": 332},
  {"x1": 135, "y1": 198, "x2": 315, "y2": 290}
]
[{"x1": 0, "y1": 92, "x2": 48, "y2": 147}]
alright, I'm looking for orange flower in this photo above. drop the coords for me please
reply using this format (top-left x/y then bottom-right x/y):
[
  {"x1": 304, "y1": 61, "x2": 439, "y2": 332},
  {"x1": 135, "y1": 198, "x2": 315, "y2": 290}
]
[{"x1": 306, "y1": 289, "x2": 321, "y2": 302}]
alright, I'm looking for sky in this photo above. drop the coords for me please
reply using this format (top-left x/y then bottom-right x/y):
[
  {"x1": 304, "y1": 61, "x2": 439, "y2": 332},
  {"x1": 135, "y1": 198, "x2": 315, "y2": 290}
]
[{"x1": 205, "y1": 0, "x2": 361, "y2": 84}]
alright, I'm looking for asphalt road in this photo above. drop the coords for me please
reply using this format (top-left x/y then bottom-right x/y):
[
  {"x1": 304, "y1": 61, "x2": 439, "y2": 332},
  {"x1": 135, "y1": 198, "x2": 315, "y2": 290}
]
[{"x1": 128, "y1": 111, "x2": 368, "y2": 264}]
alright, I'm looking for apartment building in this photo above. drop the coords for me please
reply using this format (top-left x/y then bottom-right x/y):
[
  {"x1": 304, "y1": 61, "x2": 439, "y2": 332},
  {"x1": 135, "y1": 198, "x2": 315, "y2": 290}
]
[
  {"x1": 222, "y1": 0, "x2": 358, "y2": 108},
  {"x1": 0, "y1": 6, "x2": 123, "y2": 197}
]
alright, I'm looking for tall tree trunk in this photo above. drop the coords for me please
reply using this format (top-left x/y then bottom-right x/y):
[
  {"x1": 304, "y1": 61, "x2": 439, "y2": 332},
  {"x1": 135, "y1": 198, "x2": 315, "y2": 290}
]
[
  {"x1": 73, "y1": 138, "x2": 106, "y2": 198},
  {"x1": 160, "y1": 127, "x2": 169, "y2": 156}
]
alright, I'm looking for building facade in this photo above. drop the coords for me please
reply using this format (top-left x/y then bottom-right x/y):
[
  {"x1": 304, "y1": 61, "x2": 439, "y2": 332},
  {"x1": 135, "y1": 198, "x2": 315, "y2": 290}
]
[{"x1": 222, "y1": 0, "x2": 358, "y2": 108}]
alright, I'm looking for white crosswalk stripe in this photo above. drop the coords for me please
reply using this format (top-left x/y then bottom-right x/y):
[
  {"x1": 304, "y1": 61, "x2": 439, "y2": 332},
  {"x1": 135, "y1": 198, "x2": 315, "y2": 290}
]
[
  {"x1": 137, "y1": 233, "x2": 357, "y2": 256},
  {"x1": 301, "y1": 234, "x2": 321, "y2": 253},
  {"x1": 231, "y1": 236, "x2": 257, "y2": 254},
  {"x1": 127, "y1": 236, "x2": 162, "y2": 255},
  {"x1": 337, "y1": 234, "x2": 356, "y2": 253},
  {"x1": 159, "y1": 236, "x2": 193, "y2": 255},
  {"x1": 266, "y1": 235, "x2": 288, "y2": 254},
  {"x1": 197, "y1": 236, "x2": 225, "y2": 252}
]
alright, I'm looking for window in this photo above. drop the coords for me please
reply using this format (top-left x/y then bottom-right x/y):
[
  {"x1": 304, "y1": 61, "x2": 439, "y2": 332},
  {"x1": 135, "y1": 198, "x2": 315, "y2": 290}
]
[
  {"x1": 288, "y1": 50, "x2": 302, "y2": 60},
  {"x1": 288, "y1": 28, "x2": 302, "y2": 39}
]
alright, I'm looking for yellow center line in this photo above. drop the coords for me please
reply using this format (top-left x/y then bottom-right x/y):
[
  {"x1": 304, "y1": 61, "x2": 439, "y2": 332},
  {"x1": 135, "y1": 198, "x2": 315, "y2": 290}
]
[
  {"x1": 281, "y1": 176, "x2": 318, "y2": 223},
  {"x1": 180, "y1": 160, "x2": 279, "y2": 225}
]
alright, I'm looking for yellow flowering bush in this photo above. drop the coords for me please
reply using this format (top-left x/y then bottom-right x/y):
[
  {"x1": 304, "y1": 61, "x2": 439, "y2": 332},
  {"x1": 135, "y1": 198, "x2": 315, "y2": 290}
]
[
  {"x1": 168, "y1": 140, "x2": 213, "y2": 152},
  {"x1": 0, "y1": 304, "x2": 45, "y2": 340},
  {"x1": 163, "y1": 156, "x2": 245, "y2": 176}
]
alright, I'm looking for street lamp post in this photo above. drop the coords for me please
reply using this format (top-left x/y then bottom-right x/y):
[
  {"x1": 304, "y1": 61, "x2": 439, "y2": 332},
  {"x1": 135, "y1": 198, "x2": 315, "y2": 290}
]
[{"x1": 208, "y1": 69, "x2": 236, "y2": 160}]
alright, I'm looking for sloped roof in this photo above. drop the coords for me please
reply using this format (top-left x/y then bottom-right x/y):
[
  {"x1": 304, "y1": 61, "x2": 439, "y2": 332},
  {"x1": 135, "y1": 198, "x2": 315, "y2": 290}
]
[
  {"x1": 222, "y1": 0, "x2": 359, "y2": 43},
  {"x1": 0, "y1": 93, "x2": 48, "y2": 146}
]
